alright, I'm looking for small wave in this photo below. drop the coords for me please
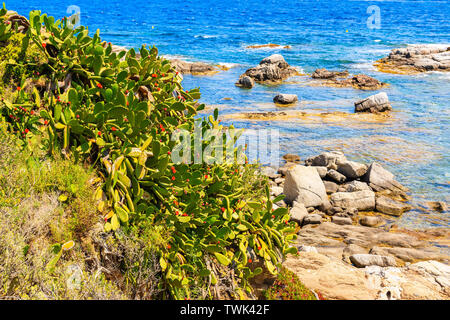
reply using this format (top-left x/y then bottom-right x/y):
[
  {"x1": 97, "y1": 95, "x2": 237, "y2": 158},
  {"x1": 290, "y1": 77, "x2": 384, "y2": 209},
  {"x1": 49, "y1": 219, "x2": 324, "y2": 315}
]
[
  {"x1": 350, "y1": 62, "x2": 376, "y2": 71},
  {"x1": 194, "y1": 35, "x2": 219, "y2": 39}
]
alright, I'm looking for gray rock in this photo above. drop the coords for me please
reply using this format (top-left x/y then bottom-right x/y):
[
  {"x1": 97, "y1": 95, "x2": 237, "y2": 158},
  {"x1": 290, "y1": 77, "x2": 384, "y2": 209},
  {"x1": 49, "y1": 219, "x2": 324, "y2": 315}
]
[
  {"x1": 354, "y1": 92, "x2": 392, "y2": 113},
  {"x1": 261, "y1": 166, "x2": 279, "y2": 179},
  {"x1": 274, "y1": 177, "x2": 284, "y2": 185},
  {"x1": 324, "y1": 181, "x2": 339, "y2": 194},
  {"x1": 326, "y1": 169, "x2": 347, "y2": 183},
  {"x1": 331, "y1": 216, "x2": 352, "y2": 225},
  {"x1": 277, "y1": 162, "x2": 297, "y2": 176},
  {"x1": 311, "y1": 68, "x2": 349, "y2": 79},
  {"x1": 359, "y1": 216, "x2": 385, "y2": 227},
  {"x1": 363, "y1": 162, "x2": 407, "y2": 193},
  {"x1": 305, "y1": 151, "x2": 347, "y2": 169},
  {"x1": 350, "y1": 254, "x2": 397, "y2": 268},
  {"x1": 331, "y1": 190, "x2": 376, "y2": 211},
  {"x1": 297, "y1": 245, "x2": 318, "y2": 253},
  {"x1": 290, "y1": 202, "x2": 308, "y2": 225},
  {"x1": 283, "y1": 165, "x2": 330, "y2": 208},
  {"x1": 376, "y1": 196, "x2": 411, "y2": 216},
  {"x1": 303, "y1": 214, "x2": 323, "y2": 226},
  {"x1": 235, "y1": 75, "x2": 255, "y2": 88},
  {"x1": 341, "y1": 180, "x2": 371, "y2": 192},
  {"x1": 312, "y1": 166, "x2": 327, "y2": 178},
  {"x1": 337, "y1": 161, "x2": 368, "y2": 179},
  {"x1": 270, "y1": 186, "x2": 284, "y2": 197},
  {"x1": 273, "y1": 93, "x2": 298, "y2": 105},
  {"x1": 242, "y1": 54, "x2": 298, "y2": 83}
]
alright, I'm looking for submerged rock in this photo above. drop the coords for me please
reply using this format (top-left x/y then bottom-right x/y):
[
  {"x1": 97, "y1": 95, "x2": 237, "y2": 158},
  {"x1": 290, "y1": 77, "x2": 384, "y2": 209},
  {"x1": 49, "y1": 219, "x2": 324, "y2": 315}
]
[
  {"x1": 282, "y1": 153, "x2": 301, "y2": 163},
  {"x1": 354, "y1": 92, "x2": 392, "y2": 113}
]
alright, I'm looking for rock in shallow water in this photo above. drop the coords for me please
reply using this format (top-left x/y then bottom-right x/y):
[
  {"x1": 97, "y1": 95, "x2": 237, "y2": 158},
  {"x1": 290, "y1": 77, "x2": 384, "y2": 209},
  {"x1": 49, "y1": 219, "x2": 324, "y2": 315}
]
[
  {"x1": 235, "y1": 75, "x2": 255, "y2": 88},
  {"x1": 354, "y1": 92, "x2": 392, "y2": 113},
  {"x1": 359, "y1": 215, "x2": 385, "y2": 227},
  {"x1": 273, "y1": 93, "x2": 298, "y2": 105},
  {"x1": 363, "y1": 162, "x2": 407, "y2": 193},
  {"x1": 337, "y1": 160, "x2": 368, "y2": 179},
  {"x1": 376, "y1": 196, "x2": 412, "y2": 216},
  {"x1": 241, "y1": 54, "x2": 298, "y2": 83}
]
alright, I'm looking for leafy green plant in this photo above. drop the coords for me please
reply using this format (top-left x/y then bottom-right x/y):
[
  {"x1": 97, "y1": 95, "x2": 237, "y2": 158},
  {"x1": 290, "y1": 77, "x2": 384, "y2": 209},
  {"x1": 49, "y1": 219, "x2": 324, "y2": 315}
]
[
  {"x1": 263, "y1": 267, "x2": 319, "y2": 300},
  {"x1": 0, "y1": 4, "x2": 297, "y2": 299}
]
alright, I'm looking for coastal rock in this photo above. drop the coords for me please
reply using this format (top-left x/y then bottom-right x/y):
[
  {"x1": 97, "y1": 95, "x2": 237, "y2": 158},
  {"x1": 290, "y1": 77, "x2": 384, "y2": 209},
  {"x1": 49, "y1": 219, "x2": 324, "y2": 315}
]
[
  {"x1": 326, "y1": 169, "x2": 346, "y2": 183},
  {"x1": 337, "y1": 161, "x2": 368, "y2": 179},
  {"x1": 359, "y1": 216, "x2": 385, "y2": 228},
  {"x1": 235, "y1": 75, "x2": 255, "y2": 88},
  {"x1": 331, "y1": 216, "x2": 352, "y2": 226},
  {"x1": 284, "y1": 252, "x2": 379, "y2": 300},
  {"x1": 324, "y1": 181, "x2": 339, "y2": 194},
  {"x1": 375, "y1": 44, "x2": 450, "y2": 74},
  {"x1": 305, "y1": 151, "x2": 346, "y2": 169},
  {"x1": 170, "y1": 59, "x2": 217, "y2": 75},
  {"x1": 311, "y1": 68, "x2": 349, "y2": 79},
  {"x1": 312, "y1": 166, "x2": 327, "y2": 178},
  {"x1": 376, "y1": 196, "x2": 411, "y2": 216},
  {"x1": 273, "y1": 93, "x2": 298, "y2": 105},
  {"x1": 241, "y1": 54, "x2": 298, "y2": 83},
  {"x1": 350, "y1": 74, "x2": 385, "y2": 90},
  {"x1": 354, "y1": 92, "x2": 392, "y2": 113},
  {"x1": 369, "y1": 246, "x2": 447, "y2": 263},
  {"x1": 277, "y1": 162, "x2": 297, "y2": 176},
  {"x1": 363, "y1": 162, "x2": 407, "y2": 193},
  {"x1": 303, "y1": 214, "x2": 323, "y2": 226},
  {"x1": 330, "y1": 190, "x2": 376, "y2": 211},
  {"x1": 426, "y1": 201, "x2": 448, "y2": 212},
  {"x1": 350, "y1": 254, "x2": 397, "y2": 268},
  {"x1": 283, "y1": 165, "x2": 330, "y2": 208},
  {"x1": 340, "y1": 181, "x2": 371, "y2": 193},
  {"x1": 290, "y1": 202, "x2": 308, "y2": 225},
  {"x1": 270, "y1": 186, "x2": 283, "y2": 197},
  {"x1": 282, "y1": 154, "x2": 301, "y2": 163}
]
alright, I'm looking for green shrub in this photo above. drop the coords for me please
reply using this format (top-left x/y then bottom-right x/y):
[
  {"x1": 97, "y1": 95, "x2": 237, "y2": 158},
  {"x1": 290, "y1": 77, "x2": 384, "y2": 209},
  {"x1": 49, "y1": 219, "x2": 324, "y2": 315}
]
[
  {"x1": 263, "y1": 267, "x2": 319, "y2": 300},
  {"x1": 0, "y1": 4, "x2": 297, "y2": 299}
]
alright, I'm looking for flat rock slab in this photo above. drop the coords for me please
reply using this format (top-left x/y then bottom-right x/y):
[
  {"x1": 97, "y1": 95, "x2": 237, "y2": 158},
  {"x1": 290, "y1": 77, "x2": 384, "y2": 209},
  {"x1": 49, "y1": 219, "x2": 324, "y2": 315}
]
[
  {"x1": 376, "y1": 196, "x2": 411, "y2": 216},
  {"x1": 350, "y1": 254, "x2": 397, "y2": 268},
  {"x1": 330, "y1": 190, "x2": 376, "y2": 211}
]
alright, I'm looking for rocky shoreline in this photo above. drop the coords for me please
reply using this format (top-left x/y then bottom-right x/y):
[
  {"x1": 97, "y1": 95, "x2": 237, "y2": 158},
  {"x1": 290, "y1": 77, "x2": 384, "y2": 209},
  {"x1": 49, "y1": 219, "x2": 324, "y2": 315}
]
[
  {"x1": 375, "y1": 44, "x2": 450, "y2": 74},
  {"x1": 261, "y1": 151, "x2": 449, "y2": 299}
]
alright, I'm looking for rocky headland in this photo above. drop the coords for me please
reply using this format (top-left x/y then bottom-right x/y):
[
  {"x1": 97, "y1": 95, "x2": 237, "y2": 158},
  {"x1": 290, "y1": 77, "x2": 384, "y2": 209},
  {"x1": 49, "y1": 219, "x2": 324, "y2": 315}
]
[
  {"x1": 309, "y1": 68, "x2": 388, "y2": 90},
  {"x1": 375, "y1": 44, "x2": 450, "y2": 74}
]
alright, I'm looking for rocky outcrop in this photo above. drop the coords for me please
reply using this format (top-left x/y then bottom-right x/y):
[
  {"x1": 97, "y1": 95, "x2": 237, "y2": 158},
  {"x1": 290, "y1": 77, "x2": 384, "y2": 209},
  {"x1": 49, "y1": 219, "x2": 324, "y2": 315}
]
[
  {"x1": 309, "y1": 68, "x2": 387, "y2": 90},
  {"x1": 375, "y1": 44, "x2": 450, "y2": 74},
  {"x1": 235, "y1": 75, "x2": 254, "y2": 88},
  {"x1": 354, "y1": 92, "x2": 392, "y2": 113},
  {"x1": 170, "y1": 59, "x2": 218, "y2": 75},
  {"x1": 311, "y1": 68, "x2": 349, "y2": 79},
  {"x1": 239, "y1": 54, "x2": 298, "y2": 84},
  {"x1": 273, "y1": 93, "x2": 298, "y2": 105}
]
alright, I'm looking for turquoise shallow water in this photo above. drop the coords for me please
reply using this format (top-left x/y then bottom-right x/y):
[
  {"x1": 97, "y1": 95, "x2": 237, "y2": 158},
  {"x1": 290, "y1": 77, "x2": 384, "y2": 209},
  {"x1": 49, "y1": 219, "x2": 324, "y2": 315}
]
[{"x1": 8, "y1": 0, "x2": 450, "y2": 229}]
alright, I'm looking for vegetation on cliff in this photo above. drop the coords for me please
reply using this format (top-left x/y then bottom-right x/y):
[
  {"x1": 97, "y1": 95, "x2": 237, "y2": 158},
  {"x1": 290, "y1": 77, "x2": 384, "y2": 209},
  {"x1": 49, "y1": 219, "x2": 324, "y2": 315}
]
[{"x1": 0, "y1": 4, "x2": 298, "y2": 299}]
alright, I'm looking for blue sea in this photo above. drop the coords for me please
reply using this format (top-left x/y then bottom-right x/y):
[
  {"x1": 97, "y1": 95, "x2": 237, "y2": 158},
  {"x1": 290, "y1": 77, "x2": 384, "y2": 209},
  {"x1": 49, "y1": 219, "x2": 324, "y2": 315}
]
[{"x1": 8, "y1": 0, "x2": 450, "y2": 229}]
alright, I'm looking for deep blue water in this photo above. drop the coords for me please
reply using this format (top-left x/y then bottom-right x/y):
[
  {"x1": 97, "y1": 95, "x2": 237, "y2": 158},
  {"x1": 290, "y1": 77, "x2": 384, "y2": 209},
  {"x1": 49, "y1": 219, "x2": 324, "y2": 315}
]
[{"x1": 7, "y1": 0, "x2": 450, "y2": 229}]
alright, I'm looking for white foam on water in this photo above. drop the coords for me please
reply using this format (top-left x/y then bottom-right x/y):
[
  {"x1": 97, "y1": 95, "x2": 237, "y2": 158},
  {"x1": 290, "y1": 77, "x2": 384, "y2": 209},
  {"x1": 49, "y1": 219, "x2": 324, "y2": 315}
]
[{"x1": 194, "y1": 35, "x2": 219, "y2": 39}]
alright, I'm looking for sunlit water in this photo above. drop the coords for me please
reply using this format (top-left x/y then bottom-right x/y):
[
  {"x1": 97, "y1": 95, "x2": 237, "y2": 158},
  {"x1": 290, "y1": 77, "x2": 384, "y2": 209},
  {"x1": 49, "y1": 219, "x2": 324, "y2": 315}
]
[{"x1": 9, "y1": 0, "x2": 450, "y2": 229}]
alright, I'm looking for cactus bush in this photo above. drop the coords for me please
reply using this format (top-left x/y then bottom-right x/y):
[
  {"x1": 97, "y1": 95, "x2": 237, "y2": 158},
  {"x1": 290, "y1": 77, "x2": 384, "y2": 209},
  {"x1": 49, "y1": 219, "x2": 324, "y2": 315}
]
[{"x1": 0, "y1": 4, "x2": 297, "y2": 299}]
